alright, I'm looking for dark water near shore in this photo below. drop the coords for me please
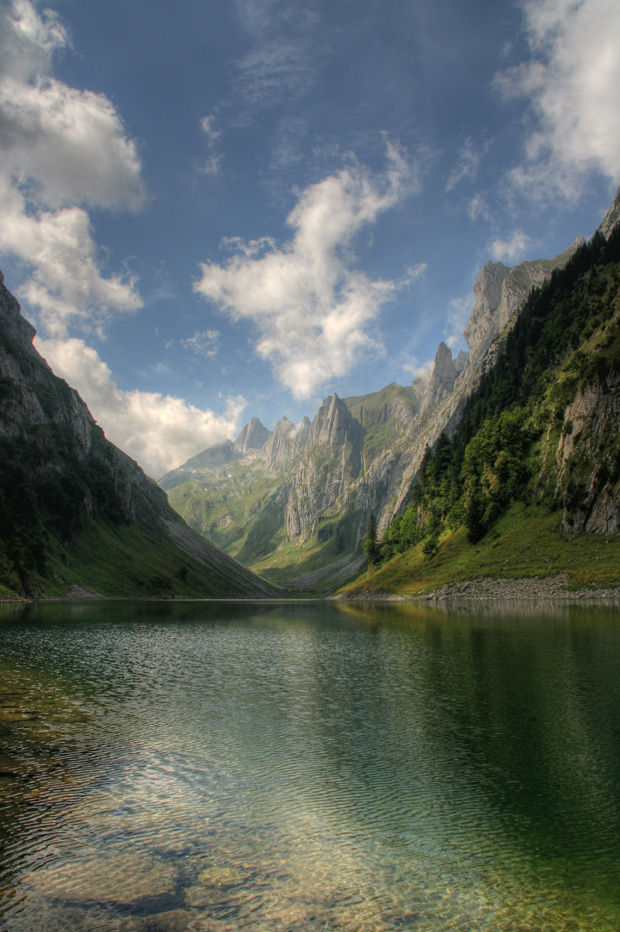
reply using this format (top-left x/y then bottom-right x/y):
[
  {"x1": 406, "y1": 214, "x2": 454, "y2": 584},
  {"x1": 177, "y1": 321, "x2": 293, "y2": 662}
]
[{"x1": 1, "y1": 599, "x2": 620, "y2": 931}]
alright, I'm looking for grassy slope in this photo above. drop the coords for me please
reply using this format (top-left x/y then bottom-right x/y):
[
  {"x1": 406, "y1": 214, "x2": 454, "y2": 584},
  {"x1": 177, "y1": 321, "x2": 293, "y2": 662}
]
[
  {"x1": 340, "y1": 502, "x2": 620, "y2": 597},
  {"x1": 167, "y1": 461, "x2": 286, "y2": 565},
  {"x1": 0, "y1": 515, "x2": 280, "y2": 600}
]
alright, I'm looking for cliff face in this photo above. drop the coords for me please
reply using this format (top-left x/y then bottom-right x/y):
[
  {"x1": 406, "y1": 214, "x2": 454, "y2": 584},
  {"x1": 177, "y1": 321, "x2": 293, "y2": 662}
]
[
  {"x1": 0, "y1": 273, "x2": 277, "y2": 598},
  {"x1": 463, "y1": 240, "x2": 585, "y2": 368},
  {"x1": 553, "y1": 376, "x2": 620, "y2": 536}
]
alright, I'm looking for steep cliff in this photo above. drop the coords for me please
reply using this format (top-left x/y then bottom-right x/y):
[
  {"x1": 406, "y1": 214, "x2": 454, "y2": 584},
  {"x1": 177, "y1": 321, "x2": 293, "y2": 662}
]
[{"x1": 0, "y1": 273, "x2": 277, "y2": 599}]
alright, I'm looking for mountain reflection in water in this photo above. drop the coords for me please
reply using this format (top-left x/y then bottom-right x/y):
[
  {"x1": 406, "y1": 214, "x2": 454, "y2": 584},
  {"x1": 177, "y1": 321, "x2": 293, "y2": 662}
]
[{"x1": 1, "y1": 599, "x2": 619, "y2": 931}]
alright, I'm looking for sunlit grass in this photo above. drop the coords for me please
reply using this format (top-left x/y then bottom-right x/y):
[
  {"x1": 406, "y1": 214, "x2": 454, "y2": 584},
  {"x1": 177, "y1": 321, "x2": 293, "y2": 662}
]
[{"x1": 339, "y1": 502, "x2": 620, "y2": 597}]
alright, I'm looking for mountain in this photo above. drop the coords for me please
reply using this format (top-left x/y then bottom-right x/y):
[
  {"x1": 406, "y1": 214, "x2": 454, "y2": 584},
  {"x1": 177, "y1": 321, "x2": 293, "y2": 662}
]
[
  {"x1": 160, "y1": 382, "x2": 419, "y2": 590},
  {"x1": 343, "y1": 215, "x2": 620, "y2": 597},
  {"x1": 0, "y1": 273, "x2": 278, "y2": 599},
  {"x1": 162, "y1": 188, "x2": 620, "y2": 593},
  {"x1": 161, "y1": 235, "x2": 586, "y2": 591}
]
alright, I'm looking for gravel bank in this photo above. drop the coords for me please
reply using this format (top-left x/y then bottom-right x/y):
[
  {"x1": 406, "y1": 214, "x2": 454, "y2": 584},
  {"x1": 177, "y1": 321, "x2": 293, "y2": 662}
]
[{"x1": 333, "y1": 574, "x2": 620, "y2": 602}]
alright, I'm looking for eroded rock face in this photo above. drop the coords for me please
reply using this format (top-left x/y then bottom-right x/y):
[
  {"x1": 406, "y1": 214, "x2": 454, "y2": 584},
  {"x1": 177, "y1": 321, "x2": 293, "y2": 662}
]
[
  {"x1": 600, "y1": 184, "x2": 620, "y2": 239},
  {"x1": 464, "y1": 240, "x2": 585, "y2": 369},
  {"x1": 421, "y1": 343, "x2": 458, "y2": 415},
  {"x1": 554, "y1": 377, "x2": 620, "y2": 536},
  {"x1": 464, "y1": 262, "x2": 510, "y2": 366},
  {"x1": 233, "y1": 416, "x2": 269, "y2": 455},
  {"x1": 263, "y1": 416, "x2": 298, "y2": 470}
]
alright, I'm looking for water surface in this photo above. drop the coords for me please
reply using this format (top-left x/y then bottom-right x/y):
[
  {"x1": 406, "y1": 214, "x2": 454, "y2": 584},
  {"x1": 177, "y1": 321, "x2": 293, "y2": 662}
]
[{"x1": 1, "y1": 599, "x2": 620, "y2": 931}]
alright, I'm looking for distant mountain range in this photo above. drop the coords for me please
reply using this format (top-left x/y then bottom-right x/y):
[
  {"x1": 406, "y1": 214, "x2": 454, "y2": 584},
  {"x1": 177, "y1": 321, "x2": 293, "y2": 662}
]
[
  {"x1": 161, "y1": 188, "x2": 620, "y2": 592},
  {"x1": 0, "y1": 274, "x2": 277, "y2": 599}
]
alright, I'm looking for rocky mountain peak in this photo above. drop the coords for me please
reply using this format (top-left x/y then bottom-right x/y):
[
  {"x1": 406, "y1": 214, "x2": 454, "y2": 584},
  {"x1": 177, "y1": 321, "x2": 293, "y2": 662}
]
[
  {"x1": 263, "y1": 415, "x2": 298, "y2": 469},
  {"x1": 455, "y1": 350, "x2": 469, "y2": 373},
  {"x1": 309, "y1": 393, "x2": 362, "y2": 448},
  {"x1": 600, "y1": 184, "x2": 620, "y2": 239},
  {"x1": 0, "y1": 270, "x2": 38, "y2": 356},
  {"x1": 233, "y1": 416, "x2": 269, "y2": 455},
  {"x1": 421, "y1": 342, "x2": 458, "y2": 415},
  {"x1": 464, "y1": 261, "x2": 510, "y2": 365}
]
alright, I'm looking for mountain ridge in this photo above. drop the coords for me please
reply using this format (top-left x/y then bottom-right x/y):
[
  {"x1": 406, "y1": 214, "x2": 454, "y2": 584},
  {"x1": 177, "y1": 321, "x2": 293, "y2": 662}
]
[{"x1": 0, "y1": 273, "x2": 278, "y2": 599}]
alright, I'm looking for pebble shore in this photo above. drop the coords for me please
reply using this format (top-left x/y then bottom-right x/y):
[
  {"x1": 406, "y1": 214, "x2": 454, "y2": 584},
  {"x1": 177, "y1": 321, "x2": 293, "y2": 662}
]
[{"x1": 334, "y1": 574, "x2": 620, "y2": 602}]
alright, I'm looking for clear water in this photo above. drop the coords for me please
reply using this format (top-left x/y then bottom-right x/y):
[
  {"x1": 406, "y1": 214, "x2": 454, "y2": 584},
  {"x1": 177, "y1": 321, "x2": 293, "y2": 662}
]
[{"x1": 1, "y1": 599, "x2": 620, "y2": 931}]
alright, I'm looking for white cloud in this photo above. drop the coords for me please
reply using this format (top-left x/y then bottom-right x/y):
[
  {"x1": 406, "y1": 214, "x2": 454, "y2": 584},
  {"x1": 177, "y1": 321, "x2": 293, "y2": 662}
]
[
  {"x1": 194, "y1": 143, "x2": 419, "y2": 399},
  {"x1": 468, "y1": 193, "x2": 490, "y2": 222},
  {"x1": 199, "y1": 113, "x2": 223, "y2": 175},
  {"x1": 175, "y1": 329, "x2": 221, "y2": 357},
  {"x1": 35, "y1": 337, "x2": 246, "y2": 478},
  {"x1": 229, "y1": 0, "x2": 322, "y2": 122},
  {"x1": 496, "y1": 0, "x2": 620, "y2": 198},
  {"x1": 401, "y1": 354, "x2": 434, "y2": 382},
  {"x1": 445, "y1": 138, "x2": 484, "y2": 192},
  {"x1": 0, "y1": 0, "x2": 144, "y2": 336},
  {"x1": 488, "y1": 229, "x2": 532, "y2": 263}
]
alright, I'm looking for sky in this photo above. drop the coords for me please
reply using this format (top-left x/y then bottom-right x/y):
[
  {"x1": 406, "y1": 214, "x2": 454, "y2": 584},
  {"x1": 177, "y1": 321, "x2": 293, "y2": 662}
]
[{"x1": 0, "y1": 0, "x2": 619, "y2": 478}]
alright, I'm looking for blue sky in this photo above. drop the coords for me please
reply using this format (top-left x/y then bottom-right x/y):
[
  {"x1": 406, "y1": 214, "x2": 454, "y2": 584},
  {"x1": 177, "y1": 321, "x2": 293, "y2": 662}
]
[{"x1": 1, "y1": 0, "x2": 619, "y2": 477}]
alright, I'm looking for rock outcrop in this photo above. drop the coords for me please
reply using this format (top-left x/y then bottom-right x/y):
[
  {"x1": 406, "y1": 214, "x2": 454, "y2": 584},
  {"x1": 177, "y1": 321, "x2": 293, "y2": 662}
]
[
  {"x1": 233, "y1": 416, "x2": 269, "y2": 455},
  {"x1": 553, "y1": 376, "x2": 620, "y2": 536},
  {"x1": 600, "y1": 184, "x2": 620, "y2": 239},
  {"x1": 420, "y1": 342, "x2": 458, "y2": 414}
]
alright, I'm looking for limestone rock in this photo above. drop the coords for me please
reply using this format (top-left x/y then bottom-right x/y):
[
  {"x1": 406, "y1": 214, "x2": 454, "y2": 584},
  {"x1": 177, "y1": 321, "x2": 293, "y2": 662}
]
[
  {"x1": 233, "y1": 416, "x2": 269, "y2": 455},
  {"x1": 263, "y1": 415, "x2": 298, "y2": 469},
  {"x1": 600, "y1": 184, "x2": 620, "y2": 239},
  {"x1": 421, "y1": 342, "x2": 458, "y2": 415},
  {"x1": 464, "y1": 261, "x2": 510, "y2": 366}
]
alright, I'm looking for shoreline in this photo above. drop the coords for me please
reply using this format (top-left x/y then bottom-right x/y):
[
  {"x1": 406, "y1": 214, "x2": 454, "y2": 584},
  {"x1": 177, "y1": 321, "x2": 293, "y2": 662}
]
[
  {"x1": 3, "y1": 574, "x2": 620, "y2": 605},
  {"x1": 331, "y1": 574, "x2": 620, "y2": 603}
]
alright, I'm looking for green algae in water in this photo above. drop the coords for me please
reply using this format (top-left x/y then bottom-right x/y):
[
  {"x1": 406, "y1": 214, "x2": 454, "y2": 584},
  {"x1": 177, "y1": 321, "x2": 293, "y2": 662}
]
[{"x1": 1, "y1": 599, "x2": 620, "y2": 930}]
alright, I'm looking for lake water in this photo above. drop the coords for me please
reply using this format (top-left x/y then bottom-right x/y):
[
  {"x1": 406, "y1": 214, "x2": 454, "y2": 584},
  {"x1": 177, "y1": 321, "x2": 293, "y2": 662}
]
[{"x1": 1, "y1": 599, "x2": 620, "y2": 931}]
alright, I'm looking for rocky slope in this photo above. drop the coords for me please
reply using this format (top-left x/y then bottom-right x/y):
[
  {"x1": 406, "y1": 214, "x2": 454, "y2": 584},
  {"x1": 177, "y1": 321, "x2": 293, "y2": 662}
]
[
  {"x1": 162, "y1": 187, "x2": 620, "y2": 590},
  {"x1": 0, "y1": 272, "x2": 277, "y2": 599}
]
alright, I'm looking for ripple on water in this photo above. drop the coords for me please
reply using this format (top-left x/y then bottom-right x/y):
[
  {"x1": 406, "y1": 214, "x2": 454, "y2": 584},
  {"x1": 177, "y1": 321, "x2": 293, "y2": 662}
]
[{"x1": 1, "y1": 600, "x2": 620, "y2": 931}]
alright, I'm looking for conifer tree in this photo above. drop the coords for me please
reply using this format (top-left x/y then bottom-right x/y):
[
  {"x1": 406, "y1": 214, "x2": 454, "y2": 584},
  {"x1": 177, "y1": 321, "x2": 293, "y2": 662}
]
[{"x1": 363, "y1": 512, "x2": 381, "y2": 567}]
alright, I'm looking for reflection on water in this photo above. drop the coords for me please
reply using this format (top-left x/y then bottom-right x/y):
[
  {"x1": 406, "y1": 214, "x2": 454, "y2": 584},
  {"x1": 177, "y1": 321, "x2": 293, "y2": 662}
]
[{"x1": 1, "y1": 599, "x2": 620, "y2": 930}]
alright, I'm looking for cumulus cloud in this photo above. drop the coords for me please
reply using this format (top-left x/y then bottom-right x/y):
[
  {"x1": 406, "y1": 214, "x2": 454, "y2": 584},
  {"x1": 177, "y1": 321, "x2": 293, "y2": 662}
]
[
  {"x1": 0, "y1": 0, "x2": 144, "y2": 335},
  {"x1": 496, "y1": 0, "x2": 620, "y2": 198},
  {"x1": 35, "y1": 337, "x2": 246, "y2": 478},
  {"x1": 488, "y1": 229, "x2": 533, "y2": 263},
  {"x1": 194, "y1": 143, "x2": 420, "y2": 399}
]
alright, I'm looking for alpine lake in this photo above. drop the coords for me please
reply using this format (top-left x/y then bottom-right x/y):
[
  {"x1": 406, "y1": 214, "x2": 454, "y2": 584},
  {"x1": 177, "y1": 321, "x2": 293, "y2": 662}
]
[{"x1": 1, "y1": 598, "x2": 620, "y2": 932}]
